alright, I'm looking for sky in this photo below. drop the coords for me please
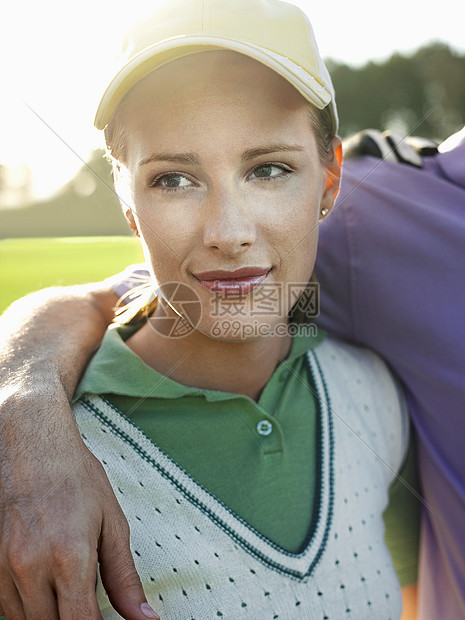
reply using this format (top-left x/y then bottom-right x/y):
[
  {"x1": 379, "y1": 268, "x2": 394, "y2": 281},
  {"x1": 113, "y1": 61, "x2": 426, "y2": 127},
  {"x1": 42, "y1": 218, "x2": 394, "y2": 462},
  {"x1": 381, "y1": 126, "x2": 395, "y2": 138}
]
[{"x1": 1, "y1": 0, "x2": 464, "y2": 200}]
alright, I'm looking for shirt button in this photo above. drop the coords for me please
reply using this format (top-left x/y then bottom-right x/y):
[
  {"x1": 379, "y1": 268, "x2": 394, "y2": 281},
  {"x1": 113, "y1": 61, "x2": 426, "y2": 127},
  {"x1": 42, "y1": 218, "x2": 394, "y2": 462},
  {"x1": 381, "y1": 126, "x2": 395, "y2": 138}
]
[{"x1": 256, "y1": 420, "x2": 273, "y2": 436}]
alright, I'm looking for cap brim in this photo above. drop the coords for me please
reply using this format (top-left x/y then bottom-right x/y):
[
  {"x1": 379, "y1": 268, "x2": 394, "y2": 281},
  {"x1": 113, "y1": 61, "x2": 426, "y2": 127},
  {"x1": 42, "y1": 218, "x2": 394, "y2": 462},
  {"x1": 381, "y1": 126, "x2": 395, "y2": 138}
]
[{"x1": 95, "y1": 36, "x2": 337, "y2": 133}]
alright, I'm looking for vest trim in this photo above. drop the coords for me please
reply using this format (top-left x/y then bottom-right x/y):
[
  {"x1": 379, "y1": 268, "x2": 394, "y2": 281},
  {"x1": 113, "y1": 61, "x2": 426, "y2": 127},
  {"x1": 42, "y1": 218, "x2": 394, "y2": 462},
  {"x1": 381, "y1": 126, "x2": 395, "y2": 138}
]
[{"x1": 79, "y1": 349, "x2": 334, "y2": 580}]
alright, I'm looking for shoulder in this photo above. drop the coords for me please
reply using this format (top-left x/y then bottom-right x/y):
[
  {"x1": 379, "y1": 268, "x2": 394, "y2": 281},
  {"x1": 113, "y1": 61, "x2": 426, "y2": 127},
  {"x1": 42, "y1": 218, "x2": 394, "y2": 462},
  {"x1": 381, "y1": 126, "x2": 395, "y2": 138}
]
[
  {"x1": 310, "y1": 336, "x2": 398, "y2": 388},
  {"x1": 308, "y1": 337, "x2": 409, "y2": 477}
]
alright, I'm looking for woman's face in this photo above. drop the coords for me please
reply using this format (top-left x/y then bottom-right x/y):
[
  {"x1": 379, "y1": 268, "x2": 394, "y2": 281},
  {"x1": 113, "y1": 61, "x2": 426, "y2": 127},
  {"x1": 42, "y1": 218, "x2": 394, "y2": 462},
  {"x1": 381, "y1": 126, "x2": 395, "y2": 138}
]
[{"x1": 116, "y1": 51, "x2": 340, "y2": 341}]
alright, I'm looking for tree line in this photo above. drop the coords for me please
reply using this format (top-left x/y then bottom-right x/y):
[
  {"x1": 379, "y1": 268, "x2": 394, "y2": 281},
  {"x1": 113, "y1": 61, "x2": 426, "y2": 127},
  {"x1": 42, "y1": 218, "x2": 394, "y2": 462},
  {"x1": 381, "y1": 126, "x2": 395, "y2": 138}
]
[{"x1": 329, "y1": 42, "x2": 464, "y2": 140}]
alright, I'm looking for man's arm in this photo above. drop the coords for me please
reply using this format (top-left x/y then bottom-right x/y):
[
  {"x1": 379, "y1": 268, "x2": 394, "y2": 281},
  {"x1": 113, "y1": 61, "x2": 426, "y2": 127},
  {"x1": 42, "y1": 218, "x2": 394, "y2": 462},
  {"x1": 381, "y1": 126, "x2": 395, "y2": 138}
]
[{"x1": 0, "y1": 283, "x2": 159, "y2": 620}]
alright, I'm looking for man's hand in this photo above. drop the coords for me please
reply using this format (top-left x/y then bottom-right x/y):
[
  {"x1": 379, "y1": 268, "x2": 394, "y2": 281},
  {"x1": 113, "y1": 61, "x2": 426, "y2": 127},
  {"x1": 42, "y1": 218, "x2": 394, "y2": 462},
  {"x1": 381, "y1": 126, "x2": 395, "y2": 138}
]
[
  {"x1": 0, "y1": 284, "x2": 159, "y2": 619},
  {"x1": 0, "y1": 408, "x2": 153, "y2": 619}
]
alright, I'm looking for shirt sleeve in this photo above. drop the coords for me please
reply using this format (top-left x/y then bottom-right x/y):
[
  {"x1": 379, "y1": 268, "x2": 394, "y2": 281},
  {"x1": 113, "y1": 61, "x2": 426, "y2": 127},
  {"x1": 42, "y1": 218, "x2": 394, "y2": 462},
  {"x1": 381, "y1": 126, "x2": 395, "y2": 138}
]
[
  {"x1": 314, "y1": 177, "x2": 357, "y2": 342},
  {"x1": 104, "y1": 263, "x2": 151, "y2": 299},
  {"x1": 383, "y1": 435, "x2": 421, "y2": 587}
]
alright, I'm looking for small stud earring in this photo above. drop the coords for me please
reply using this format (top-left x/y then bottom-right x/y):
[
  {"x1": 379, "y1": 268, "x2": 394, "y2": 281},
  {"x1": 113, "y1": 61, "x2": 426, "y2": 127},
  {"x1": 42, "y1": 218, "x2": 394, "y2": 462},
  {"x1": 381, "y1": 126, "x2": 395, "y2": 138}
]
[{"x1": 320, "y1": 207, "x2": 329, "y2": 218}]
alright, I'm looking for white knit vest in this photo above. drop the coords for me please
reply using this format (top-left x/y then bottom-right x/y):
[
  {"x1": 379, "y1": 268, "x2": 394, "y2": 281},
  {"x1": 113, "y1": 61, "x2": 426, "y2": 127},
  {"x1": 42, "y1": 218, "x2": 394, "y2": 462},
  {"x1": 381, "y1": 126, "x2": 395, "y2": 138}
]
[{"x1": 74, "y1": 338, "x2": 409, "y2": 619}]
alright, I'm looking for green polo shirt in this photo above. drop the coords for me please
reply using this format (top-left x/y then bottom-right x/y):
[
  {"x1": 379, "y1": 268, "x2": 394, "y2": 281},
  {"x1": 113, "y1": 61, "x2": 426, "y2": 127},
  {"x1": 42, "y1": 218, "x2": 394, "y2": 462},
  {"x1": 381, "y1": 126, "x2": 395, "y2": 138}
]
[{"x1": 74, "y1": 324, "x2": 419, "y2": 586}]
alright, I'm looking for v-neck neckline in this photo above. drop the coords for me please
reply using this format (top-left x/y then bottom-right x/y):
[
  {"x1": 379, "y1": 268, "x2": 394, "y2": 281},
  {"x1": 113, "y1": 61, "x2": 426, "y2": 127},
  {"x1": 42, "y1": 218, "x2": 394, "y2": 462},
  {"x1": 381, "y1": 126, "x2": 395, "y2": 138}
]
[{"x1": 80, "y1": 348, "x2": 334, "y2": 580}]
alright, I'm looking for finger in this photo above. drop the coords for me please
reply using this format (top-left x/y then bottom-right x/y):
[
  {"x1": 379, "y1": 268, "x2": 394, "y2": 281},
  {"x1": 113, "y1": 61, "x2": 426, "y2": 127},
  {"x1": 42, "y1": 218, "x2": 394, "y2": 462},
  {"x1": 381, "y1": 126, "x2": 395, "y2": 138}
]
[
  {"x1": 56, "y1": 583, "x2": 104, "y2": 620},
  {"x1": 52, "y1": 544, "x2": 103, "y2": 620},
  {"x1": 17, "y1": 591, "x2": 58, "y2": 620},
  {"x1": 4, "y1": 547, "x2": 59, "y2": 620},
  {"x1": 9, "y1": 573, "x2": 59, "y2": 620},
  {"x1": 99, "y1": 513, "x2": 159, "y2": 620},
  {"x1": 0, "y1": 575, "x2": 26, "y2": 620}
]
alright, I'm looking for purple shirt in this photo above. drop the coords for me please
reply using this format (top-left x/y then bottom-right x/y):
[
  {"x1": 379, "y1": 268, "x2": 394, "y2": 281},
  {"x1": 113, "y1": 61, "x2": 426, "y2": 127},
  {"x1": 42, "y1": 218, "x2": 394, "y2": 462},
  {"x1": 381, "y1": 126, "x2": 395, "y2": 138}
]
[{"x1": 316, "y1": 128, "x2": 465, "y2": 619}]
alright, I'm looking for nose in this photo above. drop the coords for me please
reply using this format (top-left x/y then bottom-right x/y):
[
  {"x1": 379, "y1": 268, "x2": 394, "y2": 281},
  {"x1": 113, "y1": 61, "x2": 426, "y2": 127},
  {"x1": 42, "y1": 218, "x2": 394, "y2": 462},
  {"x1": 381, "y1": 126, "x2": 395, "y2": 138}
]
[{"x1": 202, "y1": 188, "x2": 256, "y2": 256}]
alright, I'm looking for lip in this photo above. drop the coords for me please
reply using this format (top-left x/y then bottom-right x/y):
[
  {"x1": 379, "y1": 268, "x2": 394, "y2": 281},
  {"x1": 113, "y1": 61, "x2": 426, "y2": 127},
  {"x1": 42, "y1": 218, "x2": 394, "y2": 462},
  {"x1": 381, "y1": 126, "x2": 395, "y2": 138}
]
[{"x1": 194, "y1": 267, "x2": 271, "y2": 296}]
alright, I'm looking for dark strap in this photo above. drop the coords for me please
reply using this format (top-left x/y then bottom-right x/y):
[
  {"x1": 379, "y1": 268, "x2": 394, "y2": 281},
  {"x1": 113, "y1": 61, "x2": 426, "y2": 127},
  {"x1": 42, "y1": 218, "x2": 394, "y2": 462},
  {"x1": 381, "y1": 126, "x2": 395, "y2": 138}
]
[{"x1": 343, "y1": 129, "x2": 439, "y2": 168}]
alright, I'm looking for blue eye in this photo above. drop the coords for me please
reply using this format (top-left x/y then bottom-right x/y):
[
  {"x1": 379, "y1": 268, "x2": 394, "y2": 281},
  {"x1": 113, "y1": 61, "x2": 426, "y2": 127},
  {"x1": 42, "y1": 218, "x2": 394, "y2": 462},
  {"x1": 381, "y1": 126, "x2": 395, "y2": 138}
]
[
  {"x1": 250, "y1": 164, "x2": 292, "y2": 180},
  {"x1": 151, "y1": 174, "x2": 192, "y2": 189}
]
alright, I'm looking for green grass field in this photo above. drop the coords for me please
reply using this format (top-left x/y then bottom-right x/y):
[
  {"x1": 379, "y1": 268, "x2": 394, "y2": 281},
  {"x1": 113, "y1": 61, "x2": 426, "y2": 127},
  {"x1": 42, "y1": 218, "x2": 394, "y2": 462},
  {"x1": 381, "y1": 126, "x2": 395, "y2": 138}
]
[{"x1": 0, "y1": 237, "x2": 145, "y2": 314}]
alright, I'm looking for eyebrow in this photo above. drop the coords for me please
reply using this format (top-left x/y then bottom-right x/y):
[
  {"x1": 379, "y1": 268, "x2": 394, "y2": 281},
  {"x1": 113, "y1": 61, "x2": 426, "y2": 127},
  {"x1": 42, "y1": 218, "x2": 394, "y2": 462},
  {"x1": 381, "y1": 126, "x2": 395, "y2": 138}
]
[
  {"x1": 138, "y1": 152, "x2": 201, "y2": 167},
  {"x1": 138, "y1": 143, "x2": 306, "y2": 168},
  {"x1": 241, "y1": 143, "x2": 306, "y2": 161}
]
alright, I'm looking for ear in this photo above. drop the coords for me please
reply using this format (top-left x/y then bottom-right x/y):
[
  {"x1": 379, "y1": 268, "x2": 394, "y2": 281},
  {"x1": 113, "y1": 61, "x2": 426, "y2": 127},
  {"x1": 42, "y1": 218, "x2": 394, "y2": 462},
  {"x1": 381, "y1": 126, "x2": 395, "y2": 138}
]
[
  {"x1": 125, "y1": 208, "x2": 140, "y2": 237},
  {"x1": 320, "y1": 137, "x2": 342, "y2": 220}
]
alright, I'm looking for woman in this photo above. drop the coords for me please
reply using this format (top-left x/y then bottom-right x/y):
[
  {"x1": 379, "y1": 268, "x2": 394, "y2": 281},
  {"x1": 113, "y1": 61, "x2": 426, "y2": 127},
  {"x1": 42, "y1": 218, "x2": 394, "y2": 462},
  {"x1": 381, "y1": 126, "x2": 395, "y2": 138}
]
[{"x1": 72, "y1": 0, "x2": 418, "y2": 618}]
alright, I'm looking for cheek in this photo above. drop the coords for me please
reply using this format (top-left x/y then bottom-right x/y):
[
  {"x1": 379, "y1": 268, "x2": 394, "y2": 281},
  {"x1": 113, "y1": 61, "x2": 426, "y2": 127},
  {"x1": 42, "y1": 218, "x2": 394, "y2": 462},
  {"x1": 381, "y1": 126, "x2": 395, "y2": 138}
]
[
  {"x1": 273, "y1": 189, "x2": 320, "y2": 282},
  {"x1": 135, "y1": 206, "x2": 195, "y2": 284},
  {"x1": 289, "y1": 228, "x2": 319, "y2": 283},
  {"x1": 268, "y1": 183, "x2": 320, "y2": 248}
]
